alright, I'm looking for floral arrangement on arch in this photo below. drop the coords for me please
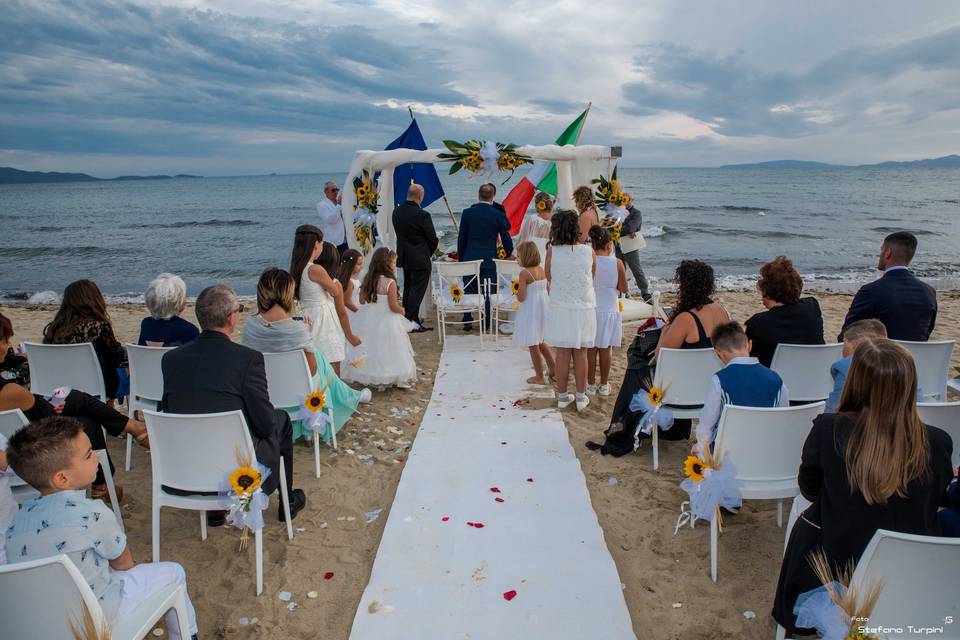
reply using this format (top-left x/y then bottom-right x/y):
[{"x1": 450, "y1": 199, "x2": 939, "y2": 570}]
[
  {"x1": 438, "y1": 139, "x2": 532, "y2": 182},
  {"x1": 592, "y1": 165, "x2": 631, "y2": 243},
  {"x1": 352, "y1": 169, "x2": 378, "y2": 255}
]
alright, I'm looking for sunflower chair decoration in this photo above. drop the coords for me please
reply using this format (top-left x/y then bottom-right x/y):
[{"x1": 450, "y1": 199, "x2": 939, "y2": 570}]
[
  {"x1": 674, "y1": 441, "x2": 742, "y2": 534},
  {"x1": 496, "y1": 241, "x2": 508, "y2": 260},
  {"x1": 592, "y1": 165, "x2": 631, "y2": 243},
  {"x1": 297, "y1": 378, "x2": 334, "y2": 441},
  {"x1": 449, "y1": 282, "x2": 463, "y2": 303},
  {"x1": 792, "y1": 551, "x2": 884, "y2": 640},
  {"x1": 352, "y1": 169, "x2": 378, "y2": 255},
  {"x1": 628, "y1": 382, "x2": 675, "y2": 449},
  {"x1": 218, "y1": 449, "x2": 270, "y2": 551},
  {"x1": 438, "y1": 139, "x2": 531, "y2": 182},
  {"x1": 510, "y1": 278, "x2": 521, "y2": 310}
]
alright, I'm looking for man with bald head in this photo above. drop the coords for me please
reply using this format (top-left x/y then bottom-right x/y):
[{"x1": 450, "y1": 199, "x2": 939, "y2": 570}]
[
  {"x1": 392, "y1": 183, "x2": 439, "y2": 331},
  {"x1": 317, "y1": 181, "x2": 348, "y2": 253}
]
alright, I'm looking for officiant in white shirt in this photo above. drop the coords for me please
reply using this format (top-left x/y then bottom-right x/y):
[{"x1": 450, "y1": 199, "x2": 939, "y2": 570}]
[{"x1": 317, "y1": 181, "x2": 348, "y2": 253}]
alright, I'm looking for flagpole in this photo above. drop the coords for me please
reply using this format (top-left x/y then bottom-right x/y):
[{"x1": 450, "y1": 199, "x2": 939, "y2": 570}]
[{"x1": 408, "y1": 106, "x2": 459, "y2": 232}]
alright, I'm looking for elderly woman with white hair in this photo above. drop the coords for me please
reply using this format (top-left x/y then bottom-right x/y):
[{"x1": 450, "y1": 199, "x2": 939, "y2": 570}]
[{"x1": 137, "y1": 273, "x2": 200, "y2": 346}]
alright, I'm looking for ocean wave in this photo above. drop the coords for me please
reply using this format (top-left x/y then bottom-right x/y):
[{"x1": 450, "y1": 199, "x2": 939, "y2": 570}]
[
  {"x1": 941, "y1": 199, "x2": 958, "y2": 204},
  {"x1": 643, "y1": 225, "x2": 666, "y2": 237},
  {"x1": 131, "y1": 218, "x2": 262, "y2": 229},
  {"x1": 869, "y1": 226, "x2": 937, "y2": 236},
  {"x1": 671, "y1": 205, "x2": 769, "y2": 213},
  {"x1": 3, "y1": 246, "x2": 139, "y2": 258}
]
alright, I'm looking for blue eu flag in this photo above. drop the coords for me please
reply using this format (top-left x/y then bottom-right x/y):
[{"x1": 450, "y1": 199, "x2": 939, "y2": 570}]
[{"x1": 385, "y1": 119, "x2": 445, "y2": 209}]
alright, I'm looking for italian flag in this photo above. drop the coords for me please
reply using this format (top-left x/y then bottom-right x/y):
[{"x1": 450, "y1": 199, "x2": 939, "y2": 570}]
[{"x1": 503, "y1": 108, "x2": 589, "y2": 235}]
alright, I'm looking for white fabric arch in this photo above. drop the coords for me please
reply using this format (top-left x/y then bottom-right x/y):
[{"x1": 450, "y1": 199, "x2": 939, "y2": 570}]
[{"x1": 341, "y1": 144, "x2": 611, "y2": 252}]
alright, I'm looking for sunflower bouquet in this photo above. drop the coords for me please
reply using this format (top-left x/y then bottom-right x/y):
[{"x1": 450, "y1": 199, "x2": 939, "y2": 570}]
[
  {"x1": 792, "y1": 551, "x2": 885, "y2": 640},
  {"x1": 352, "y1": 169, "x2": 378, "y2": 254},
  {"x1": 219, "y1": 449, "x2": 270, "y2": 551},
  {"x1": 438, "y1": 139, "x2": 531, "y2": 180},
  {"x1": 592, "y1": 165, "x2": 630, "y2": 242},
  {"x1": 675, "y1": 444, "x2": 741, "y2": 533},
  {"x1": 297, "y1": 378, "x2": 334, "y2": 441},
  {"x1": 628, "y1": 381, "x2": 675, "y2": 447},
  {"x1": 354, "y1": 220, "x2": 374, "y2": 255},
  {"x1": 352, "y1": 169, "x2": 379, "y2": 214}
]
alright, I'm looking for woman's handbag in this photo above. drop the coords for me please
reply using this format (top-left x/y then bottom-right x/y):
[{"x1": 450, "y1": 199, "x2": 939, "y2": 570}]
[{"x1": 618, "y1": 233, "x2": 646, "y2": 254}]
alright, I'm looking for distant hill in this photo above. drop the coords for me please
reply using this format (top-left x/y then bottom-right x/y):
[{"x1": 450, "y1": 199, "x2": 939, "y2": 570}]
[
  {"x1": 721, "y1": 154, "x2": 960, "y2": 169},
  {"x1": 0, "y1": 167, "x2": 202, "y2": 184}
]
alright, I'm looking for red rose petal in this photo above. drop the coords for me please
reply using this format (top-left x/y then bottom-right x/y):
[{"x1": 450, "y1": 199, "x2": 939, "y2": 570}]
[
  {"x1": 489, "y1": 487, "x2": 501, "y2": 493},
  {"x1": 501, "y1": 441, "x2": 507, "y2": 445},
  {"x1": 441, "y1": 516, "x2": 450, "y2": 522},
  {"x1": 466, "y1": 521, "x2": 474, "y2": 527},
  {"x1": 526, "y1": 477, "x2": 534, "y2": 482},
  {"x1": 503, "y1": 589, "x2": 517, "y2": 601},
  {"x1": 473, "y1": 522, "x2": 485, "y2": 528},
  {"x1": 324, "y1": 572, "x2": 335, "y2": 580},
  {"x1": 495, "y1": 497, "x2": 504, "y2": 503}
]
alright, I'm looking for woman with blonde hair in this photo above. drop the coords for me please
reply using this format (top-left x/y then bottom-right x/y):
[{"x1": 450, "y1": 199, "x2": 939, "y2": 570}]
[
  {"x1": 572, "y1": 185, "x2": 598, "y2": 243},
  {"x1": 516, "y1": 192, "x2": 554, "y2": 262},
  {"x1": 773, "y1": 338, "x2": 953, "y2": 633}
]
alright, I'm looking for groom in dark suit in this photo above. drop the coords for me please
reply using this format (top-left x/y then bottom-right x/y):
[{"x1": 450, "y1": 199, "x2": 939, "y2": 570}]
[
  {"x1": 457, "y1": 183, "x2": 513, "y2": 331},
  {"x1": 392, "y1": 183, "x2": 439, "y2": 331},
  {"x1": 839, "y1": 231, "x2": 937, "y2": 341}
]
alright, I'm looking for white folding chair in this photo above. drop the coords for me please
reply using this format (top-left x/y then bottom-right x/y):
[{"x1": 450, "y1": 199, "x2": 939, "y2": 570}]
[
  {"x1": 709, "y1": 402, "x2": 825, "y2": 582},
  {"x1": 262, "y1": 350, "x2": 335, "y2": 479},
  {"x1": 917, "y1": 401, "x2": 960, "y2": 467},
  {"x1": 432, "y1": 260, "x2": 486, "y2": 346},
  {"x1": 770, "y1": 343, "x2": 844, "y2": 403},
  {"x1": 0, "y1": 554, "x2": 192, "y2": 640},
  {"x1": 650, "y1": 348, "x2": 723, "y2": 470},
  {"x1": 125, "y1": 344, "x2": 173, "y2": 471},
  {"x1": 143, "y1": 409, "x2": 293, "y2": 596},
  {"x1": 896, "y1": 339, "x2": 955, "y2": 401},
  {"x1": 490, "y1": 258, "x2": 523, "y2": 341},
  {"x1": 0, "y1": 409, "x2": 124, "y2": 529}
]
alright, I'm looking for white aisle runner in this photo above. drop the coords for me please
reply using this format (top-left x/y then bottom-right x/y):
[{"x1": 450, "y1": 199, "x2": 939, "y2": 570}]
[{"x1": 349, "y1": 336, "x2": 636, "y2": 639}]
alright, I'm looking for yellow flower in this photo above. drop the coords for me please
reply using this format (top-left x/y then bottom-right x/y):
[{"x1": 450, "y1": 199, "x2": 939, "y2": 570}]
[
  {"x1": 535, "y1": 199, "x2": 548, "y2": 212},
  {"x1": 647, "y1": 386, "x2": 664, "y2": 406},
  {"x1": 683, "y1": 456, "x2": 707, "y2": 483},
  {"x1": 351, "y1": 357, "x2": 365, "y2": 368},
  {"x1": 618, "y1": 299, "x2": 624, "y2": 313},
  {"x1": 450, "y1": 284, "x2": 463, "y2": 302},
  {"x1": 230, "y1": 466, "x2": 262, "y2": 495},
  {"x1": 511, "y1": 279, "x2": 520, "y2": 296},
  {"x1": 497, "y1": 245, "x2": 507, "y2": 259},
  {"x1": 305, "y1": 391, "x2": 326, "y2": 413}
]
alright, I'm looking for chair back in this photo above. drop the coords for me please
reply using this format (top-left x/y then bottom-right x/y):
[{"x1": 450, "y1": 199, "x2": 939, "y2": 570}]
[
  {"x1": 895, "y1": 339, "x2": 955, "y2": 400},
  {"x1": 493, "y1": 259, "x2": 523, "y2": 298},
  {"x1": 850, "y1": 530, "x2": 960, "y2": 634},
  {"x1": 23, "y1": 342, "x2": 106, "y2": 402},
  {"x1": 126, "y1": 343, "x2": 173, "y2": 403},
  {"x1": 916, "y1": 401, "x2": 960, "y2": 468},
  {"x1": 653, "y1": 348, "x2": 723, "y2": 407},
  {"x1": 433, "y1": 260, "x2": 483, "y2": 303},
  {"x1": 770, "y1": 343, "x2": 844, "y2": 402},
  {"x1": 714, "y1": 403, "x2": 824, "y2": 494},
  {"x1": 143, "y1": 409, "x2": 255, "y2": 493},
  {"x1": 262, "y1": 351, "x2": 313, "y2": 408},
  {"x1": 0, "y1": 408, "x2": 29, "y2": 439},
  {"x1": 0, "y1": 554, "x2": 109, "y2": 640}
]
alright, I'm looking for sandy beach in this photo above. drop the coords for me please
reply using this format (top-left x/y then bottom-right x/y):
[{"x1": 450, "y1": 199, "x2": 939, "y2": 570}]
[{"x1": 2, "y1": 289, "x2": 958, "y2": 638}]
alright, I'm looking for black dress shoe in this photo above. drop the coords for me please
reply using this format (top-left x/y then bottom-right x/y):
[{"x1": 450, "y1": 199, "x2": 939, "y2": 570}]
[
  {"x1": 413, "y1": 325, "x2": 434, "y2": 332},
  {"x1": 206, "y1": 511, "x2": 226, "y2": 527},
  {"x1": 463, "y1": 324, "x2": 473, "y2": 333},
  {"x1": 279, "y1": 488, "x2": 306, "y2": 522}
]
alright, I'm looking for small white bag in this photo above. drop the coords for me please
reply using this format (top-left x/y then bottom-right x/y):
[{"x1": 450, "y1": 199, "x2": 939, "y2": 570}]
[{"x1": 618, "y1": 233, "x2": 646, "y2": 253}]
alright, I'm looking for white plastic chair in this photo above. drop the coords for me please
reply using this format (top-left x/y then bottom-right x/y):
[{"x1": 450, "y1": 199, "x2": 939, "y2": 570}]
[
  {"x1": 650, "y1": 348, "x2": 723, "y2": 469},
  {"x1": 262, "y1": 350, "x2": 335, "y2": 478},
  {"x1": 431, "y1": 260, "x2": 486, "y2": 346},
  {"x1": 125, "y1": 344, "x2": 173, "y2": 471},
  {"x1": 770, "y1": 343, "x2": 844, "y2": 403},
  {"x1": 25, "y1": 341, "x2": 107, "y2": 401},
  {"x1": 143, "y1": 409, "x2": 293, "y2": 596},
  {"x1": 896, "y1": 339, "x2": 955, "y2": 401},
  {"x1": 709, "y1": 402, "x2": 825, "y2": 582},
  {"x1": 0, "y1": 554, "x2": 192, "y2": 640},
  {"x1": 0, "y1": 408, "x2": 124, "y2": 528},
  {"x1": 917, "y1": 401, "x2": 960, "y2": 468},
  {"x1": 490, "y1": 258, "x2": 523, "y2": 341}
]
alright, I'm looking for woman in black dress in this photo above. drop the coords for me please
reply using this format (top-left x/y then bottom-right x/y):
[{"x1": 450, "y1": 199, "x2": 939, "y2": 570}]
[{"x1": 773, "y1": 338, "x2": 953, "y2": 632}]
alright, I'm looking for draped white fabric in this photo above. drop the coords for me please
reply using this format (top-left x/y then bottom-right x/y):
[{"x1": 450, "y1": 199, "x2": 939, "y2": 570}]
[{"x1": 340, "y1": 145, "x2": 611, "y2": 252}]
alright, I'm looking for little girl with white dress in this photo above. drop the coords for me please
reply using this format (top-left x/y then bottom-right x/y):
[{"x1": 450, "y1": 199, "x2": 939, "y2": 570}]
[
  {"x1": 586, "y1": 225, "x2": 627, "y2": 397},
  {"x1": 513, "y1": 241, "x2": 556, "y2": 385},
  {"x1": 341, "y1": 248, "x2": 417, "y2": 388},
  {"x1": 337, "y1": 249, "x2": 364, "y2": 316}
]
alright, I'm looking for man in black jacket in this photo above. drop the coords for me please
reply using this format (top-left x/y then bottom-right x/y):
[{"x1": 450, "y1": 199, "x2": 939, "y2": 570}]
[
  {"x1": 392, "y1": 183, "x2": 439, "y2": 331},
  {"x1": 839, "y1": 231, "x2": 937, "y2": 341},
  {"x1": 160, "y1": 285, "x2": 306, "y2": 523}
]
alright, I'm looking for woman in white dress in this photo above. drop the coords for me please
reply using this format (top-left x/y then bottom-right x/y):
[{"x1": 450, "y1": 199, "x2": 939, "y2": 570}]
[
  {"x1": 586, "y1": 225, "x2": 627, "y2": 397},
  {"x1": 544, "y1": 209, "x2": 596, "y2": 412},
  {"x1": 515, "y1": 192, "x2": 554, "y2": 264},
  {"x1": 290, "y1": 226, "x2": 361, "y2": 374},
  {"x1": 342, "y1": 248, "x2": 417, "y2": 388}
]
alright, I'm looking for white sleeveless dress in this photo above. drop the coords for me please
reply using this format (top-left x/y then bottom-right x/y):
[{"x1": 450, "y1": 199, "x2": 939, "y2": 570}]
[
  {"x1": 512, "y1": 272, "x2": 549, "y2": 348},
  {"x1": 544, "y1": 244, "x2": 596, "y2": 349},
  {"x1": 300, "y1": 267, "x2": 346, "y2": 363},
  {"x1": 593, "y1": 255, "x2": 622, "y2": 348},
  {"x1": 342, "y1": 276, "x2": 417, "y2": 387}
]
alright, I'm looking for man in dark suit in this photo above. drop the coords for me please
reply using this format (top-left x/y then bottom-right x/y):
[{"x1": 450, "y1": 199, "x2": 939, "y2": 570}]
[
  {"x1": 839, "y1": 231, "x2": 937, "y2": 341},
  {"x1": 160, "y1": 285, "x2": 306, "y2": 523},
  {"x1": 457, "y1": 183, "x2": 513, "y2": 331},
  {"x1": 392, "y1": 183, "x2": 439, "y2": 331}
]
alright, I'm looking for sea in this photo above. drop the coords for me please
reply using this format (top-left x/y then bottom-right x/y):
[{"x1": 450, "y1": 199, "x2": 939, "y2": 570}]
[{"x1": 1, "y1": 167, "x2": 958, "y2": 303}]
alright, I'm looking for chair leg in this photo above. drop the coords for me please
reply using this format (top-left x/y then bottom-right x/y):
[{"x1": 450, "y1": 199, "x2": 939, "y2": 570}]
[
  {"x1": 200, "y1": 511, "x2": 208, "y2": 541},
  {"x1": 124, "y1": 433, "x2": 133, "y2": 472},
  {"x1": 777, "y1": 498, "x2": 783, "y2": 528},
  {"x1": 652, "y1": 426, "x2": 659, "y2": 470},
  {"x1": 96, "y1": 450, "x2": 124, "y2": 532},
  {"x1": 710, "y1": 516, "x2": 718, "y2": 582},
  {"x1": 280, "y1": 457, "x2": 293, "y2": 540},
  {"x1": 152, "y1": 502, "x2": 161, "y2": 563},
  {"x1": 255, "y1": 528, "x2": 264, "y2": 596},
  {"x1": 775, "y1": 624, "x2": 787, "y2": 640},
  {"x1": 313, "y1": 431, "x2": 321, "y2": 479}
]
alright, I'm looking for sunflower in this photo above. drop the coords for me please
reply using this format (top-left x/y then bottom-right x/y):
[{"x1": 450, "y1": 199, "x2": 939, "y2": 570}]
[
  {"x1": 618, "y1": 299, "x2": 624, "y2": 313},
  {"x1": 305, "y1": 391, "x2": 326, "y2": 413},
  {"x1": 356, "y1": 184, "x2": 369, "y2": 199},
  {"x1": 647, "y1": 386, "x2": 664, "y2": 406},
  {"x1": 683, "y1": 456, "x2": 707, "y2": 483},
  {"x1": 535, "y1": 199, "x2": 548, "y2": 212},
  {"x1": 497, "y1": 245, "x2": 507, "y2": 259},
  {"x1": 229, "y1": 466, "x2": 262, "y2": 495},
  {"x1": 511, "y1": 279, "x2": 520, "y2": 296},
  {"x1": 610, "y1": 223, "x2": 622, "y2": 243},
  {"x1": 449, "y1": 284, "x2": 463, "y2": 302}
]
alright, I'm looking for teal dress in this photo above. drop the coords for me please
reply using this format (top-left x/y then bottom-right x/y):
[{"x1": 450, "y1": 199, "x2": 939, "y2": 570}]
[{"x1": 241, "y1": 314, "x2": 361, "y2": 444}]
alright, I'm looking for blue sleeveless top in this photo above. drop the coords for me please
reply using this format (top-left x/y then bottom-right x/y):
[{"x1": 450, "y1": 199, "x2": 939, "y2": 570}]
[{"x1": 716, "y1": 363, "x2": 784, "y2": 407}]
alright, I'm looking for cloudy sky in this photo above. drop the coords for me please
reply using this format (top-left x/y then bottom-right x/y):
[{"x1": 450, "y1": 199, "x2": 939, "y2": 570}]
[{"x1": 2, "y1": 0, "x2": 958, "y2": 176}]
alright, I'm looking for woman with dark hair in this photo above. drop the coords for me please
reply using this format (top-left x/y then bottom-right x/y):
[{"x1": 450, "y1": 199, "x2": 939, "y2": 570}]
[
  {"x1": 773, "y1": 339, "x2": 953, "y2": 633},
  {"x1": 43, "y1": 279, "x2": 127, "y2": 400},
  {"x1": 744, "y1": 256, "x2": 825, "y2": 367},
  {"x1": 572, "y1": 186, "x2": 599, "y2": 243},
  {"x1": 0, "y1": 312, "x2": 29, "y2": 386}
]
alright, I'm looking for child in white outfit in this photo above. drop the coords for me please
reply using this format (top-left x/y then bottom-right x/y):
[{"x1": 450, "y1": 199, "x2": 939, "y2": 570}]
[
  {"x1": 513, "y1": 241, "x2": 556, "y2": 385},
  {"x1": 587, "y1": 225, "x2": 628, "y2": 396}
]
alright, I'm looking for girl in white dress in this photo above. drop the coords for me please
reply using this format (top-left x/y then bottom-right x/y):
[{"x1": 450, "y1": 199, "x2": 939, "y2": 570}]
[
  {"x1": 586, "y1": 225, "x2": 627, "y2": 397},
  {"x1": 341, "y1": 248, "x2": 417, "y2": 388},
  {"x1": 290, "y1": 226, "x2": 361, "y2": 375},
  {"x1": 513, "y1": 241, "x2": 555, "y2": 385},
  {"x1": 544, "y1": 209, "x2": 596, "y2": 411},
  {"x1": 337, "y1": 249, "x2": 364, "y2": 314}
]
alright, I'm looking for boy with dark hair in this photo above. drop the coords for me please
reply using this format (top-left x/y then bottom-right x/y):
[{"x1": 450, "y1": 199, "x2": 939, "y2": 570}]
[
  {"x1": 694, "y1": 322, "x2": 789, "y2": 452},
  {"x1": 5, "y1": 417, "x2": 198, "y2": 639}
]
